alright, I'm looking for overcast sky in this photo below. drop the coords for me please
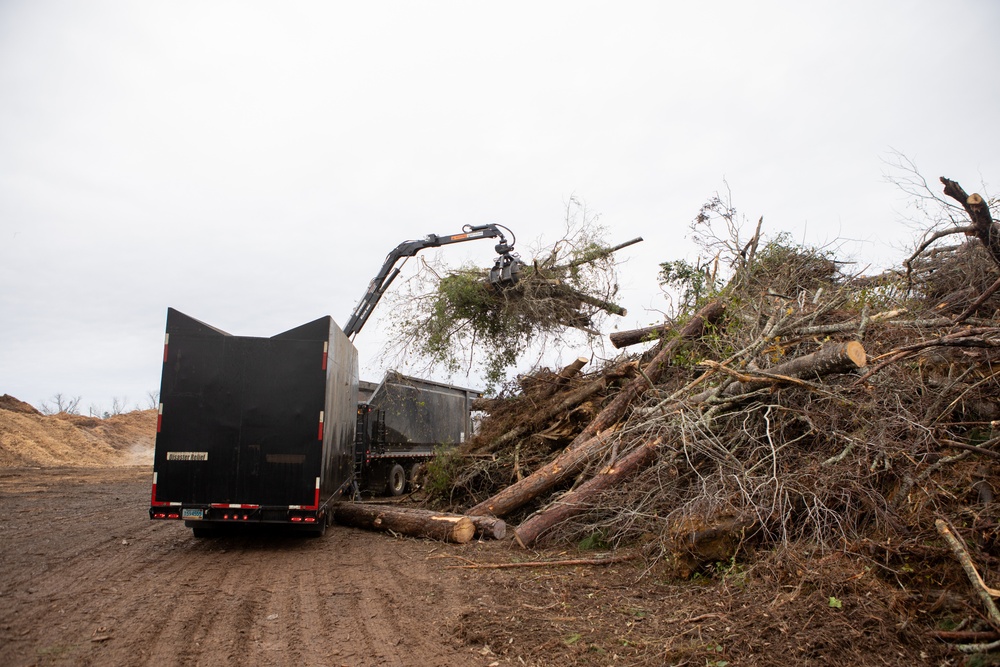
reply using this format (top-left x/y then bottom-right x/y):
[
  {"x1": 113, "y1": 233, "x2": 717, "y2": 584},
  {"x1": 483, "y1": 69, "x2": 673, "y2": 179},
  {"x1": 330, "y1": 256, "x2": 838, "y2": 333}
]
[{"x1": 2, "y1": 1, "x2": 999, "y2": 413}]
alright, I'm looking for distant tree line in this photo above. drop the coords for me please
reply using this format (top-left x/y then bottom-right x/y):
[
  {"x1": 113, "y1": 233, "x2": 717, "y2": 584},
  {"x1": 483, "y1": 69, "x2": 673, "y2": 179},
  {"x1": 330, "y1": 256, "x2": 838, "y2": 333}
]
[{"x1": 38, "y1": 390, "x2": 159, "y2": 418}]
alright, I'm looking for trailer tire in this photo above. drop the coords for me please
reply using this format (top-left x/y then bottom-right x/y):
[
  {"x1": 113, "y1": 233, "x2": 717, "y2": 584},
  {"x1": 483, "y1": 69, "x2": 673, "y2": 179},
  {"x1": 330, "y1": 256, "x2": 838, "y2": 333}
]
[
  {"x1": 191, "y1": 523, "x2": 218, "y2": 538},
  {"x1": 386, "y1": 463, "x2": 406, "y2": 496},
  {"x1": 408, "y1": 463, "x2": 424, "y2": 492},
  {"x1": 307, "y1": 514, "x2": 328, "y2": 538}
]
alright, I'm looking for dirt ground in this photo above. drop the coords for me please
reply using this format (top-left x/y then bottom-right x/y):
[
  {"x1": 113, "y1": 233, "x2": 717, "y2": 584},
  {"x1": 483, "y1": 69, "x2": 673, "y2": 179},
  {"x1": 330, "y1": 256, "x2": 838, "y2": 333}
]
[
  {"x1": 0, "y1": 466, "x2": 500, "y2": 667},
  {"x1": 0, "y1": 465, "x2": 968, "y2": 667}
]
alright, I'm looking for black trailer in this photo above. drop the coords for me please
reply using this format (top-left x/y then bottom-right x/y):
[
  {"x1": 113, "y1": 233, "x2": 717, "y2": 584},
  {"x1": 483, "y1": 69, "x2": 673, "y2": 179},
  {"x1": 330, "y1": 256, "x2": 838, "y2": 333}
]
[
  {"x1": 149, "y1": 308, "x2": 358, "y2": 536},
  {"x1": 355, "y1": 371, "x2": 480, "y2": 495}
]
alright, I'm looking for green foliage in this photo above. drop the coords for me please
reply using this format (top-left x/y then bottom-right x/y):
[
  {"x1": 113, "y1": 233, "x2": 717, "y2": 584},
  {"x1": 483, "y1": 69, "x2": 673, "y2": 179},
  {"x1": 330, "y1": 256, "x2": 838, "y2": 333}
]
[
  {"x1": 703, "y1": 643, "x2": 727, "y2": 666},
  {"x1": 381, "y1": 205, "x2": 624, "y2": 392},
  {"x1": 709, "y1": 556, "x2": 747, "y2": 587},
  {"x1": 577, "y1": 530, "x2": 609, "y2": 551},
  {"x1": 424, "y1": 446, "x2": 463, "y2": 497},
  {"x1": 658, "y1": 258, "x2": 722, "y2": 312},
  {"x1": 414, "y1": 269, "x2": 534, "y2": 388}
]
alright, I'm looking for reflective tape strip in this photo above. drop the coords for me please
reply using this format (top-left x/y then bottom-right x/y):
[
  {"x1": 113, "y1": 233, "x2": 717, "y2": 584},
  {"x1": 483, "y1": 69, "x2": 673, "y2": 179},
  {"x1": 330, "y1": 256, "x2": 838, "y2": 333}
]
[
  {"x1": 150, "y1": 472, "x2": 182, "y2": 507},
  {"x1": 163, "y1": 333, "x2": 169, "y2": 362},
  {"x1": 156, "y1": 403, "x2": 163, "y2": 432},
  {"x1": 322, "y1": 341, "x2": 329, "y2": 370},
  {"x1": 150, "y1": 471, "x2": 161, "y2": 505},
  {"x1": 304, "y1": 477, "x2": 320, "y2": 510},
  {"x1": 318, "y1": 411, "x2": 324, "y2": 440}
]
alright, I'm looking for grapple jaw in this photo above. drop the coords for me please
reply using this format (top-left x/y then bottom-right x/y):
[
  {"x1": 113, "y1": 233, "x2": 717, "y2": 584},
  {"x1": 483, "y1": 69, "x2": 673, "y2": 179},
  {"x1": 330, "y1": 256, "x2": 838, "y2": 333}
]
[{"x1": 488, "y1": 254, "x2": 524, "y2": 288}]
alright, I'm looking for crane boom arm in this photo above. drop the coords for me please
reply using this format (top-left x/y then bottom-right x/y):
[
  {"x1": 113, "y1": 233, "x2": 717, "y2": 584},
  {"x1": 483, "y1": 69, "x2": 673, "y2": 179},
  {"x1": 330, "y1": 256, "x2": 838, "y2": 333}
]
[{"x1": 343, "y1": 224, "x2": 520, "y2": 338}]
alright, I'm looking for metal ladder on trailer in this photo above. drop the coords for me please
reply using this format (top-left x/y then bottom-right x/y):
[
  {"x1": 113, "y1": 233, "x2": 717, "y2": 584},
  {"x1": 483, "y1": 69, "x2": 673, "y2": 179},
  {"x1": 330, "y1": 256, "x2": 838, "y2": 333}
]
[{"x1": 352, "y1": 406, "x2": 385, "y2": 498}]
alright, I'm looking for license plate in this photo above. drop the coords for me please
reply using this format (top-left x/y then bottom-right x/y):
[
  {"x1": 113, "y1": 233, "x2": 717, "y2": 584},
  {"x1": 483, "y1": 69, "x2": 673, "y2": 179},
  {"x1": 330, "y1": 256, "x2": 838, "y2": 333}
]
[{"x1": 182, "y1": 509, "x2": 204, "y2": 520}]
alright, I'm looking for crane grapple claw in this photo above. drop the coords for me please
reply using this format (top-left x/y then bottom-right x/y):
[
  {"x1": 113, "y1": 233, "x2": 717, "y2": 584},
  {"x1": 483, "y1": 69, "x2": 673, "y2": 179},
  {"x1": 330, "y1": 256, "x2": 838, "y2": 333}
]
[{"x1": 489, "y1": 255, "x2": 524, "y2": 288}]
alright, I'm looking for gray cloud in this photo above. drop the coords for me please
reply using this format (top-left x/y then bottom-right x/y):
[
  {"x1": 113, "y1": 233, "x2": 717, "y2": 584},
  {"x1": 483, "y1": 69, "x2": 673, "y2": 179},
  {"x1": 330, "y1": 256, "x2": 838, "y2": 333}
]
[{"x1": 2, "y1": 0, "x2": 998, "y2": 410}]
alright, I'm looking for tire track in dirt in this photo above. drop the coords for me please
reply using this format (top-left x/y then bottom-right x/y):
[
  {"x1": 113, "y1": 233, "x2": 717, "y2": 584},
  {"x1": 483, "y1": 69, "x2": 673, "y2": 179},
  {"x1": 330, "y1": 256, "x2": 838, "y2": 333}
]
[
  {"x1": 138, "y1": 548, "x2": 258, "y2": 665},
  {"x1": 1, "y1": 469, "x2": 497, "y2": 667}
]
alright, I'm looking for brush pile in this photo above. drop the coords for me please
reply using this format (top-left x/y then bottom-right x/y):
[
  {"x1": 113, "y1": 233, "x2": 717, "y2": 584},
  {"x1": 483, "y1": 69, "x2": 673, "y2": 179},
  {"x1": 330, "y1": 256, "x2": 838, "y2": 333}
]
[{"x1": 429, "y1": 176, "x2": 1000, "y2": 647}]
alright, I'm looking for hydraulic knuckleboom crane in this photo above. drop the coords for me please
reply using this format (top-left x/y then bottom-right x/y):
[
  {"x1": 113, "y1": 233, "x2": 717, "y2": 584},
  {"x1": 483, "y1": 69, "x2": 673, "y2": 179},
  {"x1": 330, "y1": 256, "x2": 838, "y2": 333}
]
[{"x1": 342, "y1": 223, "x2": 523, "y2": 339}]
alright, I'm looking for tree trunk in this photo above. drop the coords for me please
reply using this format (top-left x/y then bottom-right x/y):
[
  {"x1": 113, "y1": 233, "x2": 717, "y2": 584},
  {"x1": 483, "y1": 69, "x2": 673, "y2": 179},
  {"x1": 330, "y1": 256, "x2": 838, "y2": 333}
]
[
  {"x1": 467, "y1": 430, "x2": 619, "y2": 518},
  {"x1": 333, "y1": 503, "x2": 475, "y2": 544},
  {"x1": 744, "y1": 340, "x2": 865, "y2": 383},
  {"x1": 547, "y1": 357, "x2": 589, "y2": 392},
  {"x1": 467, "y1": 514, "x2": 507, "y2": 540},
  {"x1": 567, "y1": 301, "x2": 726, "y2": 449},
  {"x1": 609, "y1": 323, "x2": 673, "y2": 349},
  {"x1": 515, "y1": 436, "x2": 662, "y2": 545},
  {"x1": 358, "y1": 504, "x2": 507, "y2": 540},
  {"x1": 690, "y1": 340, "x2": 866, "y2": 403},
  {"x1": 555, "y1": 237, "x2": 644, "y2": 271},
  {"x1": 348, "y1": 504, "x2": 507, "y2": 540},
  {"x1": 571, "y1": 289, "x2": 627, "y2": 316}
]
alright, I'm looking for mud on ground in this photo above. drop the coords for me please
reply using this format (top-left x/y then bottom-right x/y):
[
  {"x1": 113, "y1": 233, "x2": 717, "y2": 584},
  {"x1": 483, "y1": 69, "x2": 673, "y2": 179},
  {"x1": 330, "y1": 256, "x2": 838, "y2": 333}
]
[{"x1": 0, "y1": 466, "x2": 964, "y2": 666}]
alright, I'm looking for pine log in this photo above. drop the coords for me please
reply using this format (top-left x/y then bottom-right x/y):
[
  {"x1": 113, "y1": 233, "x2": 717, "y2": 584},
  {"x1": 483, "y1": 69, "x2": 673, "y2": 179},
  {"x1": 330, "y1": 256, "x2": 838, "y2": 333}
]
[
  {"x1": 550, "y1": 357, "x2": 589, "y2": 390},
  {"x1": 360, "y1": 504, "x2": 507, "y2": 540},
  {"x1": 609, "y1": 323, "x2": 672, "y2": 349},
  {"x1": 930, "y1": 630, "x2": 1000, "y2": 643},
  {"x1": 567, "y1": 301, "x2": 726, "y2": 449},
  {"x1": 690, "y1": 340, "x2": 866, "y2": 403},
  {"x1": 557, "y1": 237, "x2": 644, "y2": 271},
  {"x1": 572, "y1": 290, "x2": 627, "y2": 316},
  {"x1": 515, "y1": 437, "x2": 661, "y2": 545},
  {"x1": 745, "y1": 340, "x2": 865, "y2": 382},
  {"x1": 333, "y1": 503, "x2": 475, "y2": 543},
  {"x1": 467, "y1": 430, "x2": 618, "y2": 518},
  {"x1": 468, "y1": 514, "x2": 507, "y2": 540}
]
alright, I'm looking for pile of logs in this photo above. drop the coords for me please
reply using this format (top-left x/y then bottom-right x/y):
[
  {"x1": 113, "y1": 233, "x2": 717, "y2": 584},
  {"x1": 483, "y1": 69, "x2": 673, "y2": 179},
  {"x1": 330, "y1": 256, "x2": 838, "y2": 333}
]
[
  {"x1": 467, "y1": 301, "x2": 876, "y2": 547},
  {"x1": 335, "y1": 298, "x2": 875, "y2": 548},
  {"x1": 333, "y1": 177, "x2": 1000, "y2": 591}
]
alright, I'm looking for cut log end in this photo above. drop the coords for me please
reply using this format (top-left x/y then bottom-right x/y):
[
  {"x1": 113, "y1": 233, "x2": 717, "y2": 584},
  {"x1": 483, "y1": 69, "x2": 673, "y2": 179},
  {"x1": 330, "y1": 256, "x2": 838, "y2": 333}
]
[
  {"x1": 845, "y1": 340, "x2": 867, "y2": 368},
  {"x1": 449, "y1": 519, "x2": 476, "y2": 544},
  {"x1": 468, "y1": 514, "x2": 507, "y2": 540}
]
